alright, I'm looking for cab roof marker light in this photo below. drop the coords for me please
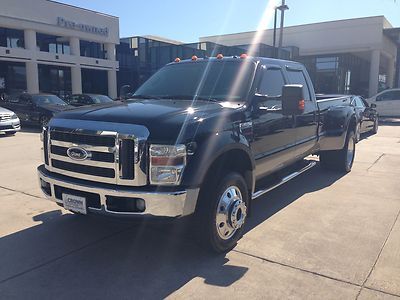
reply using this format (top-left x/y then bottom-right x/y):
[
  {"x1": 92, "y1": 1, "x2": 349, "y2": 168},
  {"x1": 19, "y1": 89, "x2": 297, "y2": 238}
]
[
  {"x1": 216, "y1": 53, "x2": 224, "y2": 59},
  {"x1": 191, "y1": 55, "x2": 198, "y2": 61},
  {"x1": 240, "y1": 53, "x2": 248, "y2": 59},
  {"x1": 174, "y1": 57, "x2": 181, "y2": 63}
]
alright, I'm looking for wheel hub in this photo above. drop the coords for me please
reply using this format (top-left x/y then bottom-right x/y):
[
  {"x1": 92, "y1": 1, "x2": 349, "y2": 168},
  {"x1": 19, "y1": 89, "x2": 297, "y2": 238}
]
[{"x1": 216, "y1": 186, "x2": 247, "y2": 240}]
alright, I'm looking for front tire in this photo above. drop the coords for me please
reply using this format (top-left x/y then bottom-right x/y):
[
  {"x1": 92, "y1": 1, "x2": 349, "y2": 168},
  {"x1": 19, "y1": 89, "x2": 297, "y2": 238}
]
[
  {"x1": 5, "y1": 131, "x2": 16, "y2": 136},
  {"x1": 195, "y1": 172, "x2": 249, "y2": 253},
  {"x1": 320, "y1": 130, "x2": 356, "y2": 173}
]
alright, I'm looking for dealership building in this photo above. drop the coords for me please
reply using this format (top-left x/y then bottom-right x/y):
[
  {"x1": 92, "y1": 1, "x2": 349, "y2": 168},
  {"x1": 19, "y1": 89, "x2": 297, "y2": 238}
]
[
  {"x1": 201, "y1": 16, "x2": 400, "y2": 97},
  {"x1": 0, "y1": 0, "x2": 119, "y2": 99},
  {"x1": 0, "y1": 1, "x2": 399, "y2": 99}
]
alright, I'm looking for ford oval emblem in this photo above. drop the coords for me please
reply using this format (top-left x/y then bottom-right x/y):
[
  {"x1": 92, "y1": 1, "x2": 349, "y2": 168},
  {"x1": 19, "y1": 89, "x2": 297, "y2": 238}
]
[{"x1": 67, "y1": 147, "x2": 90, "y2": 161}]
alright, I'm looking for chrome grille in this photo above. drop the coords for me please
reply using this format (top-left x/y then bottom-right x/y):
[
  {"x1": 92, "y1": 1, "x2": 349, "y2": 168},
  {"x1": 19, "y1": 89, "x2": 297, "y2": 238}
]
[
  {"x1": 45, "y1": 124, "x2": 148, "y2": 186},
  {"x1": 0, "y1": 114, "x2": 12, "y2": 122}
]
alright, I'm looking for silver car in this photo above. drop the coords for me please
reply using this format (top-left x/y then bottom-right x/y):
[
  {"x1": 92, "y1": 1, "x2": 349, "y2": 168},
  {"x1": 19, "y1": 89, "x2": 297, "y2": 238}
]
[{"x1": 0, "y1": 106, "x2": 21, "y2": 135}]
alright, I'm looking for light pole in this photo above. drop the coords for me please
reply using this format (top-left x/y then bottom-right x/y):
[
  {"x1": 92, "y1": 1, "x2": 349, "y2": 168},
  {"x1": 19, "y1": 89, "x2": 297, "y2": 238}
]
[
  {"x1": 275, "y1": 1, "x2": 289, "y2": 58},
  {"x1": 272, "y1": 7, "x2": 278, "y2": 58}
]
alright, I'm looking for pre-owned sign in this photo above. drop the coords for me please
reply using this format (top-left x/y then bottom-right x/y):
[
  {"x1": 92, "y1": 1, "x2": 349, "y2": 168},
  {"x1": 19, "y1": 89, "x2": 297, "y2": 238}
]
[{"x1": 57, "y1": 17, "x2": 109, "y2": 36}]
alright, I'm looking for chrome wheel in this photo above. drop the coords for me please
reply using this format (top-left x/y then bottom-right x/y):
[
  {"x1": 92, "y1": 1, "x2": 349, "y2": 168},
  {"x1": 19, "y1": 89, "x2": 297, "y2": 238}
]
[
  {"x1": 216, "y1": 186, "x2": 247, "y2": 240},
  {"x1": 346, "y1": 134, "x2": 355, "y2": 169}
]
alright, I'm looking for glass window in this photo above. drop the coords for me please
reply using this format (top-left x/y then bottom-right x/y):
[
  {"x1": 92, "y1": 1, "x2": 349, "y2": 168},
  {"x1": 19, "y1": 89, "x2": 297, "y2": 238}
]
[
  {"x1": 377, "y1": 90, "x2": 400, "y2": 101},
  {"x1": 354, "y1": 97, "x2": 365, "y2": 107},
  {"x1": 80, "y1": 40, "x2": 106, "y2": 59},
  {"x1": 134, "y1": 60, "x2": 256, "y2": 102},
  {"x1": 32, "y1": 94, "x2": 67, "y2": 105},
  {"x1": 36, "y1": 33, "x2": 70, "y2": 55},
  {"x1": 0, "y1": 61, "x2": 27, "y2": 96},
  {"x1": 0, "y1": 28, "x2": 24, "y2": 48},
  {"x1": 38, "y1": 65, "x2": 72, "y2": 97},
  {"x1": 258, "y1": 67, "x2": 286, "y2": 96},
  {"x1": 88, "y1": 94, "x2": 113, "y2": 104},
  {"x1": 286, "y1": 69, "x2": 311, "y2": 100}
]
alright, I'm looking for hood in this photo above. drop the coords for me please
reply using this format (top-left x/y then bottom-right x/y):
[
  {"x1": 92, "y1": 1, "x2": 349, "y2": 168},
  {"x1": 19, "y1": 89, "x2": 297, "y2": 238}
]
[
  {"x1": 0, "y1": 106, "x2": 15, "y2": 115},
  {"x1": 38, "y1": 103, "x2": 75, "y2": 113},
  {"x1": 53, "y1": 99, "x2": 246, "y2": 142}
]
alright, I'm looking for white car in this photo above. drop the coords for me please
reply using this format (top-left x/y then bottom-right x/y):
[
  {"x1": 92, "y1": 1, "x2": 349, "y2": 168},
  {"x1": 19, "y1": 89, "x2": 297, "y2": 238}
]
[
  {"x1": 0, "y1": 106, "x2": 21, "y2": 135},
  {"x1": 367, "y1": 88, "x2": 400, "y2": 117}
]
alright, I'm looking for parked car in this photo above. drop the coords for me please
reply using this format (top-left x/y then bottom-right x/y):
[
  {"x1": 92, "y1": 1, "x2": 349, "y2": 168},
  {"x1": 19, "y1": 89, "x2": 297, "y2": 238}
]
[
  {"x1": 0, "y1": 106, "x2": 20, "y2": 135},
  {"x1": 1, "y1": 93, "x2": 73, "y2": 126},
  {"x1": 317, "y1": 94, "x2": 378, "y2": 141},
  {"x1": 367, "y1": 88, "x2": 400, "y2": 117},
  {"x1": 351, "y1": 95, "x2": 378, "y2": 141},
  {"x1": 66, "y1": 94, "x2": 114, "y2": 107},
  {"x1": 38, "y1": 56, "x2": 358, "y2": 253}
]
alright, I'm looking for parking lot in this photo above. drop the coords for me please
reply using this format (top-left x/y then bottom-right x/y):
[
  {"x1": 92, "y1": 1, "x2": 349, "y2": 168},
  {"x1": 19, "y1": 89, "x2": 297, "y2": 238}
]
[{"x1": 0, "y1": 122, "x2": 399, "y2": 299}]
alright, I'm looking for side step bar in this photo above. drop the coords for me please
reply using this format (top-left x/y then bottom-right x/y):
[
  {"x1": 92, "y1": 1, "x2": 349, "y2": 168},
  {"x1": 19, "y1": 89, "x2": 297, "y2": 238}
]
[{"x1": 252, "y1": 161, "x2": 317, "y2": 200}]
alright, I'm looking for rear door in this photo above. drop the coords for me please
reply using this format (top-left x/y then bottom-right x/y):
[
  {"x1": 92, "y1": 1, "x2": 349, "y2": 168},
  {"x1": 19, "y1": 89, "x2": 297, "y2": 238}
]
[
  {"x1": 252, "y1": 65, "x2": 297, "y2": 179},
  {"x1": 285, "y1": 66, "x2": 318, "y2": 155},
  {"x1": 375, "y1": 90, "x2": 400, "y2": 117}
]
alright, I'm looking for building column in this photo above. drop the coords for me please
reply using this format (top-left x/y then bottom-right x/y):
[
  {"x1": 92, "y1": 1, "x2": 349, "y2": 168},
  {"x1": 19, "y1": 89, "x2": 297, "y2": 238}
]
[
  {"x1": 24, "y1": 29, "x2": 36, "y2": 51},
  {"x1": 387, "y1": 57, "x2": 395, "y2": 89},
  {"x1": 107, "y1": 69, "x2": 117, "y2": 99},
  {"x1": 71, "y1": 66, "x2": 82, "y2": 94},
  {"x1": 369, "y1": 49, "x2": 380, "y2": 97},
  {"x1": 70, "y1": 37, "x2": 80, "y2": 56},
  {"x1": 105, "y1": 43, "x2": 116, "y2": 60},
  {"x1": 26, "y1": 61, "x2": 39, "y2": 94}
]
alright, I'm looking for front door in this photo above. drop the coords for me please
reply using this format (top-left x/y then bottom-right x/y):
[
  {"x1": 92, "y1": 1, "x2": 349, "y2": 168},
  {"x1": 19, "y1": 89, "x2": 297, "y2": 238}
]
[{"x1": 252, "y1": 65, "x2": 296, "y2": 179}]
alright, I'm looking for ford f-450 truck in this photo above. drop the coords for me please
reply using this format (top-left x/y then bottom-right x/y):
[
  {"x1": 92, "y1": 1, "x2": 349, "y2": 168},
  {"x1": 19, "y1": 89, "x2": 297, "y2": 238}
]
[{"x1": 38, "y1": 56, "x2": 357, "y2": 252}]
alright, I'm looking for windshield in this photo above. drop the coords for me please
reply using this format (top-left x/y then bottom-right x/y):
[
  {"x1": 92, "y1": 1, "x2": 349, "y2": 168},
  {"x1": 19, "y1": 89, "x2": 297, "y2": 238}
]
[
  {"x1": 133, "y1": 60, "x2": 256, "y2": 102},
  {"x1": 32, "y1": 95, "x2": 67, "y2": 105},
  {"x1": 89, "y1": 95, "x2": 113, "y2": 104}
]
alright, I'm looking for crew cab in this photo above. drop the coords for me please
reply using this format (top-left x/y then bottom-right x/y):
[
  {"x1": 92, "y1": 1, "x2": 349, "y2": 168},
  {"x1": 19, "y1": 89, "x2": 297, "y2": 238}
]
[{"x1": 37, "y1": 56, "x2": 357, "y2": 252}]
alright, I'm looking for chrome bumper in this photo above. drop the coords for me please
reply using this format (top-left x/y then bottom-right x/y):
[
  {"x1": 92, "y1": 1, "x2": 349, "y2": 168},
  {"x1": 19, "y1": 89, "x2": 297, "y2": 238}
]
[
  {"x1": 0, "y1": 119, "x2": 20, "y2": 132},
  {"x1": 37, "y1": 165, "x2": 199, "y2": 218}
]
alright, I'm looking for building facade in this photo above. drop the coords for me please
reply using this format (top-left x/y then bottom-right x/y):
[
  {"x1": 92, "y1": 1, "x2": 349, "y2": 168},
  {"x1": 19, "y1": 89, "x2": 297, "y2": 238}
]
[
  {"x1": 0, "y1": 0, "x2": 119, "y2": 99},
  {"x1": 200, "y1": 16, "x2": 400, "y2": 97}
]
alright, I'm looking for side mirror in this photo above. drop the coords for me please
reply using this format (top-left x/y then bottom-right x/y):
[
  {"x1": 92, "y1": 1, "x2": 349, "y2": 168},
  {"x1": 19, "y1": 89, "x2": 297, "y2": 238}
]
[
  {"x1": 281, "y1": 84, "x2": 305, "y2": 115},
  {"x1": 370, "y1": 103, "x2": 377, "y2": 108}
]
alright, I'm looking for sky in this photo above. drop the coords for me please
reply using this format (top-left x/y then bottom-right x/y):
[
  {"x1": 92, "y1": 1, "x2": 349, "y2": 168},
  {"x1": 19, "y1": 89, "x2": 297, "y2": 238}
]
[{"x1": 59, "y1": 0, "x2": 400, "y2": 42}]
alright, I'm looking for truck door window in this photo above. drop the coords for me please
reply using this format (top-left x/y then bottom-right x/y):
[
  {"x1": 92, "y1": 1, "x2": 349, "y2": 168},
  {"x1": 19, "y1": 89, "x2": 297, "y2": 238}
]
[
  {"x1": 258, "y1": 67, "x2": 286, "y2": 97},
  {"x1": 286, "y1": 69, "x2": 311, "y2": 101}
]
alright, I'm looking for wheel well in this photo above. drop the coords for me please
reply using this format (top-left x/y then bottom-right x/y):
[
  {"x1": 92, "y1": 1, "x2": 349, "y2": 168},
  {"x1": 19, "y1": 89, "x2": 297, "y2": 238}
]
[{"x1": 203, "y1": 149, "x2": 253, "y2": 194}]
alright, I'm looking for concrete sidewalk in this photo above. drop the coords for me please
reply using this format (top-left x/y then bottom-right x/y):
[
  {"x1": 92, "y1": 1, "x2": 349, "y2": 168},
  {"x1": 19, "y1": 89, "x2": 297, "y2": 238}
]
[{"x1": 0, "y1": 125, "x2": 399, "y2": 299}]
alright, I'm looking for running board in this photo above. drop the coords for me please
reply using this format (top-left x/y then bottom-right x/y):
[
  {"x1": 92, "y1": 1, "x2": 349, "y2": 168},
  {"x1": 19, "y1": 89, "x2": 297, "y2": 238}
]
[{"x1": 252, "y1": 161, "x2": 317, "y2": 200}]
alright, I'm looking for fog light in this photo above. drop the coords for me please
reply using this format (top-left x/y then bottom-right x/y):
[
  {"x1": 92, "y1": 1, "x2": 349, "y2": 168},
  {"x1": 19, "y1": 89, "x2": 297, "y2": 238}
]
[{"x1": 136, "y1": 199, "x2": 146, "y2": 212}]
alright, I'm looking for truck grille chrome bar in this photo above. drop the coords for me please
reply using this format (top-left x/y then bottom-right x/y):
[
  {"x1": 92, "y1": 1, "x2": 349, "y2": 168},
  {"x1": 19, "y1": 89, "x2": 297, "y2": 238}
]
[{"x1": 45, "y1": 122, "x2": 149, "y2": 186}]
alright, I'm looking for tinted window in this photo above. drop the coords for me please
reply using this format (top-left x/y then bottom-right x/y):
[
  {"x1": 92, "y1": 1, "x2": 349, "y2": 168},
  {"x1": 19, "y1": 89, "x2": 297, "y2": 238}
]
[
  {"x1": 69, "y1": 95, "x2": 82, "y2": 105},
  {"x1": 258, "y1": 68, "x2": 285, "y2": 96},
  {"x1": 89, "y1": 95, "x2": 113, "y2": 104},
  {"x1": 377, "y1": 91, "x2": 400, "y2": 101},
  {"x1": 32, "y1": 95, "x2": 67, "y2": 105},
  {"x1": 134, "y1": 61, "x2": 256, "y2": 101},
  {"x1": 286, "y1": 69, "x2": 311, "y2": 100},
  {"x1": 354, "y1": 97, "x2": 365, "y2": 107}
]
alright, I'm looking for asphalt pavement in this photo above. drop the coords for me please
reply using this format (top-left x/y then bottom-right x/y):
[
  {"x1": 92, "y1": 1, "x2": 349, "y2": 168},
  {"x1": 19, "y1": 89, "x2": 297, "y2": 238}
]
[{"x1": 0, "y1": 123, "x2": 399, "y2": 299}]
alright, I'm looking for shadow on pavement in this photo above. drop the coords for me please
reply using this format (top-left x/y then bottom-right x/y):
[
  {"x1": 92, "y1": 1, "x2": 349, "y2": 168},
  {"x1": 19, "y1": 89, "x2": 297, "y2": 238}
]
[{"x1": 0, "y1": 164, "x2": 344, "y2": 298}]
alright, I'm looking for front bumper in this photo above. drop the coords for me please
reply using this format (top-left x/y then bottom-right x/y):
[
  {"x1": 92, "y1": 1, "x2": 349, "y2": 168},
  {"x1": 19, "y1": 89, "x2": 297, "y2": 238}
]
[
  {"x1": 0, "y1": 119, "x2": 21, "y2": 132},
  {"x1": 37, "y1": 165, "x2": 199, "y2": 218}
]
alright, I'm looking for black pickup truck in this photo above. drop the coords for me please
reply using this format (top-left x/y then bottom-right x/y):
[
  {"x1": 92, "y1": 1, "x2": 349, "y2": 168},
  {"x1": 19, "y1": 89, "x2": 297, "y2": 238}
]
[{"x1": 38, "y1": 56, "x2": 357, "y2": 252}]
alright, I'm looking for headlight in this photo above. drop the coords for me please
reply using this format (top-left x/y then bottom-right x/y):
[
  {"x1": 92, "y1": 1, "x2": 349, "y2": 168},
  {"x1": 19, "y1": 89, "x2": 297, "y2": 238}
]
[
  {"x1": 11, "y1": 113, "x2": 18, "y2": 119},
  {"x1": 149, "y1": 144, "x2": 186, "y2": 185}
]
